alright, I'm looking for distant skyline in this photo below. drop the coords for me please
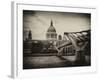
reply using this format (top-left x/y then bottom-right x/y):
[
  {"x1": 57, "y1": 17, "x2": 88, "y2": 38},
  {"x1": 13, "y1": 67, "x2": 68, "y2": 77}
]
[{"x1": 23, "y1": 10, "x2": 91, "y2": 40}]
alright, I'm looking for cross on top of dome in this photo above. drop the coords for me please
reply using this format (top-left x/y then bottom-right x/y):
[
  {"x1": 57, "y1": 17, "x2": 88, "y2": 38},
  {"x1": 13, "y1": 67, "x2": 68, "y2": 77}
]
[{"x1": 51, "y1": 20, "x2": 53, "y2": 26}]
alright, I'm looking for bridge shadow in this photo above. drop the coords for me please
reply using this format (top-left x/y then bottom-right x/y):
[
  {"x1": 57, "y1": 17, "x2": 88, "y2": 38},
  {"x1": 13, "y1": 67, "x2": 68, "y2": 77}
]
[
  {"x1": 56, "y1": 55, "x2": 74, "y2": 66},
  {"x1": 57, "y1": 55, "x2": 67, "y2": 60}
]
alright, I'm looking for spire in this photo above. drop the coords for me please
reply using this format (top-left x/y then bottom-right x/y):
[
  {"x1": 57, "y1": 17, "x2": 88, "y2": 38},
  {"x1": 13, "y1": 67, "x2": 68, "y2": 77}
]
[
  {"x1": 28, "y1": 30, "x2": 32, "y2": 40},
  {"x1": 51, "y1": 20, "x2": 53, "y2": 26}
]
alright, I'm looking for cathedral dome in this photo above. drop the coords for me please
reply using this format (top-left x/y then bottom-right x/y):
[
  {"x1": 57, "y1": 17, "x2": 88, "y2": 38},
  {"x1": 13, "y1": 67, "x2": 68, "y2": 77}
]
[
  {"x1": 47, "y1": 20, "x2": 56, "y2": 33},
  {"x1": 46, "y1": 20, "x2": 57, "y2": 40}
]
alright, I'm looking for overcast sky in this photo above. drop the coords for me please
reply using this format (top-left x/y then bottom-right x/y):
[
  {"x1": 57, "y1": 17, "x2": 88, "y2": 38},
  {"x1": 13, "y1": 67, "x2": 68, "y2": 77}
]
[{"x1": 23, "y1": 10, "x2": 91, "y2": 40}]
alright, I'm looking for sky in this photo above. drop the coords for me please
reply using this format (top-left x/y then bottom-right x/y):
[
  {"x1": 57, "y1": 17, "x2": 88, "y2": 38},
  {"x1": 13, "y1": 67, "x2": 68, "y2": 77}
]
[{"x1": 23, "y1": 10, "x2": 91, "y2": 40}]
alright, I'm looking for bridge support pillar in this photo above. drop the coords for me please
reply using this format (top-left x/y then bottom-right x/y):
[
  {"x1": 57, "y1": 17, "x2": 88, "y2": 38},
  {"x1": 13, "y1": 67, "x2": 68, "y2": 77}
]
[{"x1": 75, "y1": 50, "x2": 86, "y2": 65}]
